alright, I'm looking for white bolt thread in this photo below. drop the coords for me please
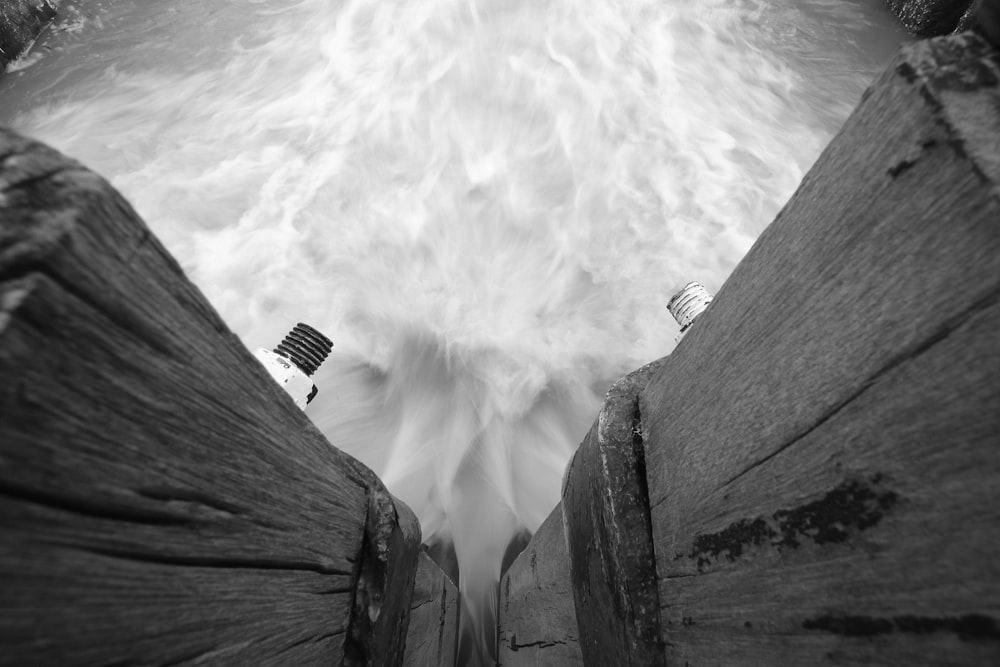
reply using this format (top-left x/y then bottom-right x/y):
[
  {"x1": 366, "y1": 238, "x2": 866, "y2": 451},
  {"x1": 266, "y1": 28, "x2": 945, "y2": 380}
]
[{"x1": 668, "y1": 282, "x2": 714, "y2": 332}]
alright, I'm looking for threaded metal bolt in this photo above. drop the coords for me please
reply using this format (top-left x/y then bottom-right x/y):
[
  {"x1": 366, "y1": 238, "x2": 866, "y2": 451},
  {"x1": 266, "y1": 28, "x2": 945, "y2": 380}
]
[
  {"x1": 273, "y1": 323, "x2": 333, "y2": 376},
  {"x1": 668, "y1": 282, "x2": 714, "y2": 334},
  {"x1": 255, "y1": 323, "x2": 333, "y2": 410}
]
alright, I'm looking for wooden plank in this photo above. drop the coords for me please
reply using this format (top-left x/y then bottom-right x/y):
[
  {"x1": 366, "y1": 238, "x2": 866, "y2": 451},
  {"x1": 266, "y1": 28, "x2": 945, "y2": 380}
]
[
  {"x1": 639, "y1": 32, "x2": 1000, "y2": 666},
  {"x1": 561, "y1": 360, "x2": 665, "y2": 665},
  {"x1": 403, "y1": 551, "x2": 459, "y2": 667},
  {"x1": 497, "y1": 504, "x2": 583, "y2": 666},
  {"x1": 0, "y1": 128, "x2": 420, "y2": 665}
]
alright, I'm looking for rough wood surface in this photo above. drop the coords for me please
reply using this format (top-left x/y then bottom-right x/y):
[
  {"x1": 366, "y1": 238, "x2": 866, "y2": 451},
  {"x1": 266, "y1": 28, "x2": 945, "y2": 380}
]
[
  {"x1": 349, "y1": 491, "x2": 421, "y2": 665},
  {"x1": 883, "y1": 0, "x2": 978, "y2": 36},
  {"x1": 0, "y1": 0, "x2": 56, "y2": 69},
  {"x1": 497, "y1": 504, "x2": 583, "y2": 666},
  {"x1": 403, "y1": 551, "x2": 459, "y2": 667},
  {"x1": 639, "y1": 33, "x2": 1000, "y2": 666},
  {"x1": 561, "y1": 360, "x2": 665, "y2": 666},
  {"x1": 980, "y1": 0, "x2": 1000, "y2": 47},
  {"x1": 0, "y1": 128, "x2": 420, "y2": 666}
]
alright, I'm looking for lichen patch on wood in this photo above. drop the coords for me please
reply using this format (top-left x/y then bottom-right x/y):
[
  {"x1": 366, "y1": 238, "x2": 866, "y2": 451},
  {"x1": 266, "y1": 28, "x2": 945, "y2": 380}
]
[
  {"x1": 681, "y1": 476, "x2": 900, "y2": 572},
  {"x1": 803, "y1": 613, "x2": 1000, "y2": 641}
]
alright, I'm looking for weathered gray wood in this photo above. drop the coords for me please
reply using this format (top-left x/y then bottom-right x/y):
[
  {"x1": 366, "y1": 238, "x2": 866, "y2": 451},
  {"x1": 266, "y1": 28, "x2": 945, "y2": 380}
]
[
  {"x1": 0, "y1": 128, "x2": 420, "y2": 665},
  {"x1": 350, "y1": 492, "x2": 421, "y2": 665},
  {"x1": 403, "y1": 551, "x2": 459, "y2": 667},
  {"x1": 0, "y1": 0, "x2": 56, "y2": 69},
  {"x1": 561, "y1": 360, "x2": 665, "y2": 666},
  {"x1": 981, "y1": 0, "x2": 1000, "y2": 47},
  {"x1": 0, "y1": 534, "x2": 353, "y2": 665},
  {"x1": 497, "y1": 504, "x2": 583, "y2": 666},
  {"x1": 883, "y1": 0, "x2": 978, "y2": 36},
  {"x1": 501, "y1": 528, "x2": 532, "y2": 578},
  {"x1": 639, "y1": 32, "x2": 1000, "y2": 665}
]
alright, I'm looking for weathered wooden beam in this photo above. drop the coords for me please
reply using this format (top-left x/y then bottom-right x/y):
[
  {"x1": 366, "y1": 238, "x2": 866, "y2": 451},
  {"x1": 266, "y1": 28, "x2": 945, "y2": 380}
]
[
  {"x1": 0, "y1": 128, "x2": 420, "y2": 665},
  {"x1": 561, "y1": 360, "x2": 665, "y2": 665},
  {"x1": 497, "y1": 504, "x2": 582, "y2": 666},
  {"x1": 639, "y1": 32, "x2": 1000, "y2": 665},
  {"x1": 883, "y1": 0, "x2": 979, "y2": 36},
  {"x1": 350, "y1": 492, "x2": 421, "y2": 666},
  {"x1": 0, "y1": 0, "x2": 56, "y2": 69},
  {"x1": 403, "y1": 551, "x2": 459, "y2": 666},
  {"x1": 883, "y1": 0, "x2": 980, "y2": 37}
]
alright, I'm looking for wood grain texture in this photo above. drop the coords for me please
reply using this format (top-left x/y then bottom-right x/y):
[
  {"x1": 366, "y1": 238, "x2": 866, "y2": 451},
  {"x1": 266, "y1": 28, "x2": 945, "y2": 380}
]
[
  {"x1": 0, "y1": 0, "x2": 56, "y2": 68},
  {"x1": 497, "y1": 504, "x2": 583, "y2": 666},
  {"x1": 0, "y1": 128, "x2": 420, "y2": 665},
  {"x1": 639, "y1": 33, "x2": 1000, "y2": 666},
  {"x1": 883, "y1": 0, "x2": 978, "y2": 36},
  {"x1": 403, "y1": 551, "x2": 459, "y2": 667},
  {"x1": 979, "y1": 0, "x2": 1000, "y2": 48},
  {"x1": 561, "y1": 360, "x2": 665, "y2": 666},
  {"x1": 348, "y1": 491, "x2": 422, "y2": 665}
]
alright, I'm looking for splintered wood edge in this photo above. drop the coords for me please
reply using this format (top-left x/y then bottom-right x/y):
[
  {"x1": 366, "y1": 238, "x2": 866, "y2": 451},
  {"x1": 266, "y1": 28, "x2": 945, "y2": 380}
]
[
  {"x1": 560, "y1": 358, "x2": 667, "y2": 665},
  {"x1": 899, "y1": 31, "x2": 1000, "y2": 184},
  {"x1": 0, "y1": 131, "x2": 93, "y2": 276},
  {"x1": 0, "y1": 129, "x2": 189, "y2": 292},
  {"x1": 498, "y1": 506, "x2": 581, "y2": 662},
  {"x1": 344, "y1": 482, "x2": 422, "y2": 664}
]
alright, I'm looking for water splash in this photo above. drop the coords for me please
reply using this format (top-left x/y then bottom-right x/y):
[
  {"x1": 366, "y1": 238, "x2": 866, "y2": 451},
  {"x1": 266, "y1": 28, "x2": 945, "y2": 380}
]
[{"x1": 2, "y1": 0, "x2": 903, "y2": 661}]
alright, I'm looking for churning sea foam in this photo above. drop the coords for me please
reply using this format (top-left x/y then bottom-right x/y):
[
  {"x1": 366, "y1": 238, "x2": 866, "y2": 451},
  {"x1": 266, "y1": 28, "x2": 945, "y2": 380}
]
[{"x1": 5, "y1": 0, "x2": 903, "y2": 659}]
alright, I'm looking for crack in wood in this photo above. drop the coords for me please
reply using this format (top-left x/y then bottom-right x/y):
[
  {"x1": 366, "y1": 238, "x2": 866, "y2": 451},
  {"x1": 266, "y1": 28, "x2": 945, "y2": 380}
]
[
  {"x1": 277, "y1": 630, "x2": 346, "y2": 654},
  {"x1": 314, "y1": 587, "x2": 354, "y2": 596},
  {"x1": 4, "y1": 265, "x2": 177, "y2": 361},
  {"x1": 410, "y1": 598, "x2": 436, "y2": 611},
  {"x1": 563, "y1": 360, "x2": 666, "y2": 665},
  {"x1": 158, "y1": 646, "x2": 225, "y2": 667},
  {"x1": 78, "y1": 544, "x2": 355, "y2": 576},
  {"x1": 133, "y1": 487, "x2": 245, "y2": 520},
  {"x1": 803, "y1": 613, "x2": 1000, "y2": 641},
  {"x1": 722, "y1": 282, "x2": 1000, "y2": 489},
  {"x1": 0, "y1": 480, "x2": 196, "y2": 527},
  {"x1": 509, "y1": 632, "x2": 569, "y2": 652},
  {"x1": 344, "y1": 486, "x2": 421, "y2": 666},
  {"x1": 0, "y1": 166, "x2": 84, "y2": 199}
]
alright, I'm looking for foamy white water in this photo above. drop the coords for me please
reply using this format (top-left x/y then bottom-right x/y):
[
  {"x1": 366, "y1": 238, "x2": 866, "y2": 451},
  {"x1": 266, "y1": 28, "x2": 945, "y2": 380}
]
[{"x1": 1, "y1": 0, "x2": 904, "y2": 659}]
